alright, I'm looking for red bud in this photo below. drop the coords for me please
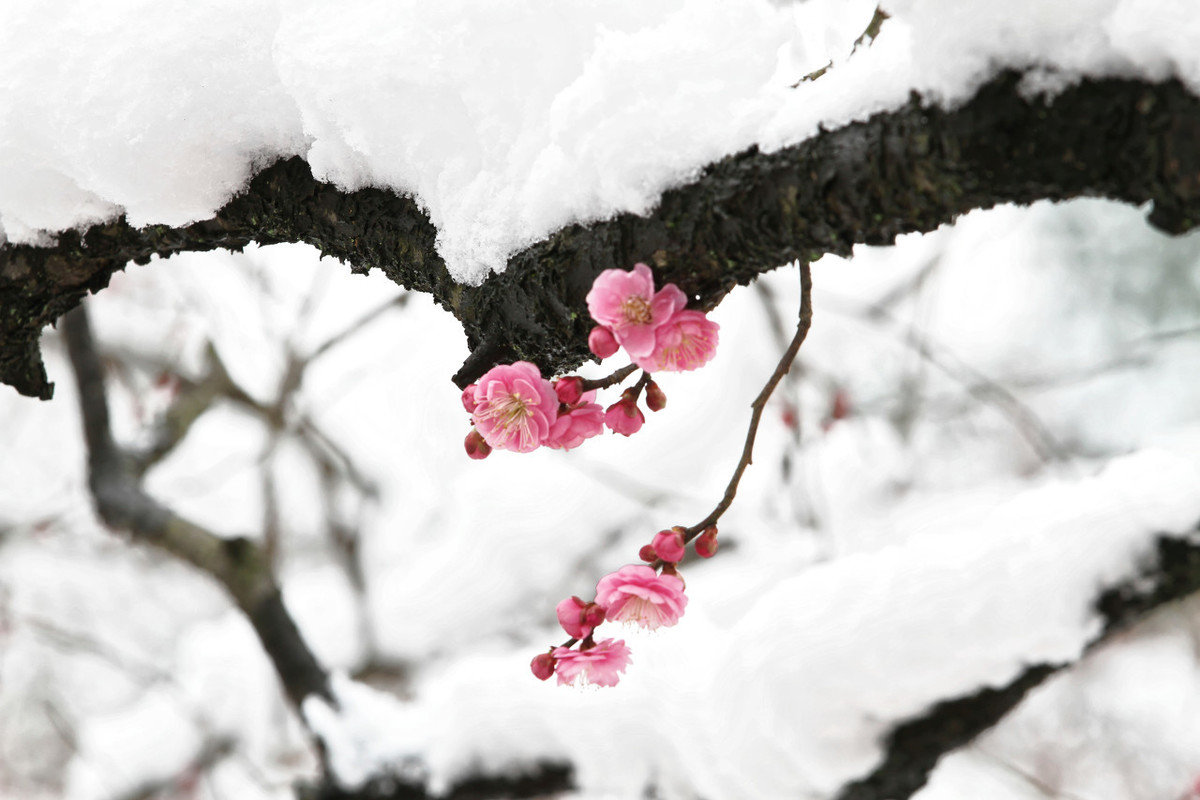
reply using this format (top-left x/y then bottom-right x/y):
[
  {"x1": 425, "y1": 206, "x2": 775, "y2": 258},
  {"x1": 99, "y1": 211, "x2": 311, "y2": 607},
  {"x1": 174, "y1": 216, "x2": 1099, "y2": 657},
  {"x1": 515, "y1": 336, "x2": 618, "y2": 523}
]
[
  {"x1": 464, "y1": 429, "x2": 492, "y2": 460},
  {"x1": 645, "y1": 380, "x2": 666, "y2": 412},
  {"x1": 531, "y1": 651, "x2": 556, "y2": 681}
]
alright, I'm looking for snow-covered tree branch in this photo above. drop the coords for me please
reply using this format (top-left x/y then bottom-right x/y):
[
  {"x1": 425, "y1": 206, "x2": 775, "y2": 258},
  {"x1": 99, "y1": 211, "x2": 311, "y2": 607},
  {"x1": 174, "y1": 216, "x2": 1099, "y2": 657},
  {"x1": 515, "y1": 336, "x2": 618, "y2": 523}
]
[
  {"x1": 4, "y1": 71, "x2": 1200, "y2": 401},
  {"x1": 4, "y1": 3, "x2": 1200, "y2": 800}
]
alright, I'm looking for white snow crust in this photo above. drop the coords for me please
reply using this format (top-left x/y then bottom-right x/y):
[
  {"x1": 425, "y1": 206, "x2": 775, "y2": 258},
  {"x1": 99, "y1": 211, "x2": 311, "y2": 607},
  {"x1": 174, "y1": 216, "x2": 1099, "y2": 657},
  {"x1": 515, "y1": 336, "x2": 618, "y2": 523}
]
[{"x1": 3, "y1": 1, "x2": 1198, "y2": 283}]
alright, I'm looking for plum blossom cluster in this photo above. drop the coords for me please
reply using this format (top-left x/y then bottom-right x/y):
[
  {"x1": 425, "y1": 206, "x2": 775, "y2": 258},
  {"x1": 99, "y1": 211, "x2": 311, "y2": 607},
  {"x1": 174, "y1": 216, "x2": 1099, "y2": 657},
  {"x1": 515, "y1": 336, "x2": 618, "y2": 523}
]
[
  {"x1": 531, "y1": 524, "x2": 720, "y2": 688},
  {"x1": 586, "y1": 262, "x2": 719, "y2": 373},
  {"x1": 461, "y1": 263, "x2": 719, "y2": 458}
]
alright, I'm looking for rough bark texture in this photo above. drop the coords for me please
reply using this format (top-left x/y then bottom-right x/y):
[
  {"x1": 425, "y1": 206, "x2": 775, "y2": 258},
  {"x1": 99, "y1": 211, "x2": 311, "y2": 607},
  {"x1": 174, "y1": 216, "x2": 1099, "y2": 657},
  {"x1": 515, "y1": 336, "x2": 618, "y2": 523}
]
[{"x1": 5, "y1": 71, "x2": 1200, "y2": 398}]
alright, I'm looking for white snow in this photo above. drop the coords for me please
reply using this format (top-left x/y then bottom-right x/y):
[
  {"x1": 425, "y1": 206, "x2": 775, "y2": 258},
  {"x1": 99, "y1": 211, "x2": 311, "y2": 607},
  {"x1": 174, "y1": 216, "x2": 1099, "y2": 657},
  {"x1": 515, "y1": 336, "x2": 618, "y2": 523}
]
[
  {"x1": 4, "y1": 1, "x2": 1198, "y2": 282},
  {"x1": 4, "y1": 3, "x2": 1200, "y2": 799}
]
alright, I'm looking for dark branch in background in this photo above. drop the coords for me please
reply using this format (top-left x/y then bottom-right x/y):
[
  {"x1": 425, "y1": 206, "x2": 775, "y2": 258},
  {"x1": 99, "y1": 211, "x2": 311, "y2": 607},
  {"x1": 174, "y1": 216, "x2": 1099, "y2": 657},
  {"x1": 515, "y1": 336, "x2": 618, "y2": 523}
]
[
  {"x1": 60, "y1": 303, "x2": 333, "y2": 714},
  {"x1": 834, "y1": 532, "x2": 1200, "y2": 800},
  {"x1": 6, "y1": 71, "x2": 1200, "y2": 399},
  {"x1": 299, "y1": 763, "x2": 574, "y2": 800}
]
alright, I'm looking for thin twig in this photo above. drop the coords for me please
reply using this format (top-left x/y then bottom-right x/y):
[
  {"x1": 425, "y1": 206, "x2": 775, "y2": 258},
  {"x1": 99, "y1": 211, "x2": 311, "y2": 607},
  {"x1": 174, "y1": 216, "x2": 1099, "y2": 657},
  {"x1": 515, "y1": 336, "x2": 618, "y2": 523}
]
[
  {"x1": 793, "y1": 6, "x2": 888, "y2": 86},
  {"x1": 306, "y1": 293, "x2": 409, "y2": 365},
  {"x1": 685, "y1": 261, "x2": 814, "y2": 540},
  {"x1": 579, "y1": 363, "x2": 638, "y2": 392}
]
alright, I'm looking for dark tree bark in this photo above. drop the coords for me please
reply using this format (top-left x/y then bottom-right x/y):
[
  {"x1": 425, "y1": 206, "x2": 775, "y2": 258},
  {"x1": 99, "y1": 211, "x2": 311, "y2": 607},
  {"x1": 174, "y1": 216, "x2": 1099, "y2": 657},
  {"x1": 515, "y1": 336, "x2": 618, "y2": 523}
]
[{"x1": 4, "y1": 71, "x2": 1200, "y2": 399}]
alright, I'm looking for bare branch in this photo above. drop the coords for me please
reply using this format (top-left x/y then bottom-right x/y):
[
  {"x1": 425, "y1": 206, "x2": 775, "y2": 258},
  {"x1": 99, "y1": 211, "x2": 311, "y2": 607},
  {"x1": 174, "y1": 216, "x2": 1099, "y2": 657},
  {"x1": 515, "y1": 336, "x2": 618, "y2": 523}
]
[{"x1": 60, "y1": 303, "x2": 333, "y2": 713}]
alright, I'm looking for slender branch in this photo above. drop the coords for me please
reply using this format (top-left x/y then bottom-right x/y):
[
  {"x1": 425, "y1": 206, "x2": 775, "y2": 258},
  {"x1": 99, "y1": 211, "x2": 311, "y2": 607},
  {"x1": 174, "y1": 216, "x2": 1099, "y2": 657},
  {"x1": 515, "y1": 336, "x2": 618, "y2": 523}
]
[
  {"x1": 60, "y1": 304, "x2": 333, "y2": 714},
  {"x1": 579, "y1": 363, "x2": 638, "y2": 392},
  {"x1": 685, "y1": 261, "x2": 813, "y2": 539}
]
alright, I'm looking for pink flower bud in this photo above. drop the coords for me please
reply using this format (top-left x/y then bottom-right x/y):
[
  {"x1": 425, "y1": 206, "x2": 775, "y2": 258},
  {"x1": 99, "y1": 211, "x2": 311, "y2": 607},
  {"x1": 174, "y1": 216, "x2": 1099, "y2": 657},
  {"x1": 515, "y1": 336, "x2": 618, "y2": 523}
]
[
  {"x1": 605, "y1": 397, "x2": 644, "y2": 436},
  {"x1": 461, "y1": 384, "x2": 479, "y2": 414},
  {"x1": 531, "y1": 651, "x2": 556, "y2": 681},
  {"x1": 554, "y1": 376, "x2": 584, "y2": 405},
  {"x1": 638, "y1": 544, "x2": 658, "y2": 562},
  {"x1": 588, "y1": 326, "x2": 619, "y2": 359},
  {"x1": 556, "y1": 596, "x2": 605, "y2": 638},
  {"x1": 695, "y1": 526, "x2": 719, "y2": 558},
  {"x1": 651, "y1": 529, "x2": 686, "y2": 563},
  {"x1": 464, "y1": 429, "x2": 492, "y2": 460},
  {"x1": 645, "y1": 380, "x2": 666, "y2": 412}
]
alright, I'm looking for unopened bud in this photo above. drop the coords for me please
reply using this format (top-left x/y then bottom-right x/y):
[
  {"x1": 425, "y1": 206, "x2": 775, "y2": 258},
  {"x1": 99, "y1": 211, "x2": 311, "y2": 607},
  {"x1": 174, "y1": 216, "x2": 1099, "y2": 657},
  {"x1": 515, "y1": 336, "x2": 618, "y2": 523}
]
[
  {"x1": 645, "y1": 380, "x2": 667, "y2": 412},
  {"x1": 588, "y1": 326, "x2": 619, "y2": 359},
  {"x1": 464, "y1": 429, "x2": 492, "y2": 460},
  {"x1": 695, "y1": 526, "x2": 719, "y2": 558},
  {"x1": 651, "y1": 529, "x2": 685, "y2": 563},
  {"x1": 461, "y1": 384, "x2": 479, "y2": 414},
  {"x1": 531, "y1": 651, "x2": 556, "y2": 681},
  {"x1": 555, "y1": 376, "x2": 584, "y2": 405},
  {"x1": 638, "y1": 544, "x2": 658, "y2": 562},
  {"x1": 605, "y1": 398, "x2": 645, "y2": 436}
]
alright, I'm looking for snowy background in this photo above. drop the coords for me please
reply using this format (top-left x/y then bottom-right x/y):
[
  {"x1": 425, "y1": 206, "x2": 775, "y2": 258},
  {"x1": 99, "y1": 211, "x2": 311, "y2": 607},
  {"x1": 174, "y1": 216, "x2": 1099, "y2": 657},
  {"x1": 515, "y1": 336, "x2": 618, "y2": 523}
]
[{"x1": 3, "y1": 1, "x2": 1200, "y2": 799}]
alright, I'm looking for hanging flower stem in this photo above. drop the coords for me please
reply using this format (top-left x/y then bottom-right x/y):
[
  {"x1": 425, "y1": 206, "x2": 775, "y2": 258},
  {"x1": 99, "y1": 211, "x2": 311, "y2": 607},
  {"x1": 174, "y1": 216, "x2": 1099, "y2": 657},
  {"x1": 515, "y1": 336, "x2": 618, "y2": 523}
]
[{"x1": 684, "y1": 261, "x2": 814, "y2": 542}]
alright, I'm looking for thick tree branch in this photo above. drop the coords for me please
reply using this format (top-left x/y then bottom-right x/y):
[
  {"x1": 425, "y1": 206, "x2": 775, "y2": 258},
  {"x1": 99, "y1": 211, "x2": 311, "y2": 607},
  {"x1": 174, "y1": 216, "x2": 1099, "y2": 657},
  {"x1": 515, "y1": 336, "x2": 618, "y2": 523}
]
[
  {"x1": 6, "y1": 70, "x2": 1200, "y2": 401},
  {"x1": 834, "y1": 532, "x2": 1200, "y2": 800},
  {"x1": 60, "y1": 303, "x2": 333, "y2": 713}
]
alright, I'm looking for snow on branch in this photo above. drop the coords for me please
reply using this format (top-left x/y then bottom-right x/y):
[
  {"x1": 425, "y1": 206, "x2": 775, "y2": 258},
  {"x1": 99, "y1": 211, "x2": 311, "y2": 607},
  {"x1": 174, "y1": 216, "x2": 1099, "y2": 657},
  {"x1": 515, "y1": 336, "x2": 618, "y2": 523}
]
[{"x1": 5, "y1": 70, "x2": 1200, "y2": 401}]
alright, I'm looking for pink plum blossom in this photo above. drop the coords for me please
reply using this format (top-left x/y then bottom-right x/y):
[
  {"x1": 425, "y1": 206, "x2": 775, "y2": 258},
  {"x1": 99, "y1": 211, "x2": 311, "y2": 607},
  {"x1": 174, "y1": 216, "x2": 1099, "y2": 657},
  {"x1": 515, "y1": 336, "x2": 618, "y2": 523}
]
[
  {"x1": 588, "y1": 326, "x2": 619, "y2": 359},
  {"x1": 470, "y1": 362, "x2": 559, "y2": 453},
  {"x1": 634, "y1": 310, "x2": 720, "y2": 373},
  {"x1": 555, "y1": 596, "x2": 605, "y2": 639},
  {"x1": 587, "y1": 264, "x2": 686, "y2": 358},
  {"x1": 605, "y1": 397, "x2": 644, "y2": 436},
  {"x1": 545, "y1": 397, "x2": 605, "y2": 450},
  {"x1": 552, "y1": 639, "x2": 631, "y2": 687},
  {"x1": 595, "y1": 564, "x2": 687, "y2": 630}
]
